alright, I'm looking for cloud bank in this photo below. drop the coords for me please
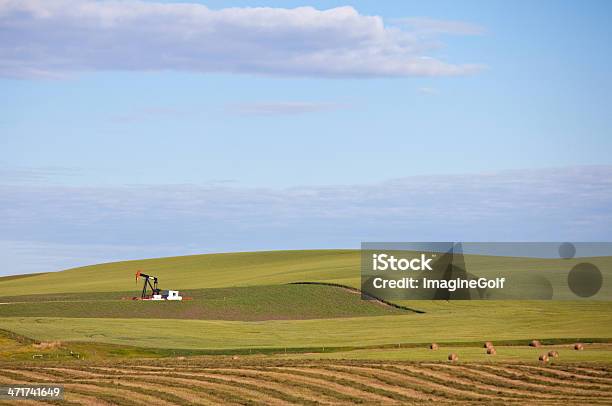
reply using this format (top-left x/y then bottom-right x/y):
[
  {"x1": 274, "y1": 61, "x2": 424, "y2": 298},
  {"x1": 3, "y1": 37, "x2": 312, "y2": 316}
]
[
  {"x1": 0, "y1": 0, "x2": 484, "y2": 79},
  {"x1": 1, "y1": 166, "x2": 611, "y2": 275}
]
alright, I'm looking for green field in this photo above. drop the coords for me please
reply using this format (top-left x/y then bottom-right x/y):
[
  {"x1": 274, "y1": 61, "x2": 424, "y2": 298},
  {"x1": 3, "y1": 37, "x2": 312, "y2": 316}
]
[
  {"x1": 0, "y1": 249, "x2": 611, "y2": 362},
  {"x1": 0, "y1": 250, "x2": 360, "y2": 295},
  {"x1": 2, "y1": 249, "x2": 611, "y2": 298},
  {"x1": 0, "y1": 300, "x2": 610, "y2": 350},
  {"x1": 289, "y1": 343, "x2": 612, "y2": 362},
  {"x1": 0, "y1": 284, "x2": 408, "y2": 321}
]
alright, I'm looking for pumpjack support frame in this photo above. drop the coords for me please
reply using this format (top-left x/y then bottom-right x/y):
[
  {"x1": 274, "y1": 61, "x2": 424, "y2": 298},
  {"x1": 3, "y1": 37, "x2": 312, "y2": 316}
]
[{"x1": 135, "y1": 271, "x2": 160, "y2": 299}]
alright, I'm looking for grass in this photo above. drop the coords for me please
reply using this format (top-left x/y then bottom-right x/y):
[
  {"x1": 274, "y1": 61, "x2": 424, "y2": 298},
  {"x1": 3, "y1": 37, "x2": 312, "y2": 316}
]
[
  {"x1": 0, "y1": 250, "x2": 360, "y2": 296},
  {"x1": 287, "y1": 343, "x2": 612, "y2": 363},
  {"x1": 1, "y1": 249, "x2": 610, "y2": 298},
  {"x1": 0, "y1": 249, "x2": 611, "y2": 363},
  {"x1": 0, "y1": 300, "x2": 610, "y2": 350},
  {"x1": 0, "y1": 284, "x2": 409, "y2": 321},
  {"x1": 2, "y1": 324, "x2": 612, "y2": 365}
]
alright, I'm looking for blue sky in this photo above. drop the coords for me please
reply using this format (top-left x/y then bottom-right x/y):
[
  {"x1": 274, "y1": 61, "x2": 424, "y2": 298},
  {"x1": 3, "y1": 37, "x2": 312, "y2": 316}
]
[{"x1": 1, "y1": 0, "x2": 611, "y2": 275}]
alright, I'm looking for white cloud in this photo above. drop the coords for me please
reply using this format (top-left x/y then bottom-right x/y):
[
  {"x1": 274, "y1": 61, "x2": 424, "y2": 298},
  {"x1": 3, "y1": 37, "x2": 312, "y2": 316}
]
[{"x1": 0, "y1": 0, "x2": 484, "y2": 79}]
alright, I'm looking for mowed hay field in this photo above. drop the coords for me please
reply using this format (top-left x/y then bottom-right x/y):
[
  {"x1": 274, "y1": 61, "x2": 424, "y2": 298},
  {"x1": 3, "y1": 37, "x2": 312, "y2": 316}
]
[{"x1": 1, "y1": 358, "x2": 612, "y2": 405}]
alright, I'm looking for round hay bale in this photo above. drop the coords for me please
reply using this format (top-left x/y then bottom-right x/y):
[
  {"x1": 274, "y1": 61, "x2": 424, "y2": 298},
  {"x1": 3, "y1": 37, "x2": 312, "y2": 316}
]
[
  {"x1": 430, "y1": 343, "x2": 439, "y2": 350},
  {"x1": 486, "y1": 347, "x2": 497, "y2": 355},
  {"x1": 483, "y1": 341, "x2": 494, "y2": 349},
  {"x1": 448, "y1": 353, "x2": 458, "y2": 362},
  {"x1": 232, "y1": 355, "x2": 240, "y2": 360},
  {"x1": 574, "y1": 343, "x2": 584, "y2": 351},
  {"x1": 539, "y1": 354, "x2": 549, "y2": 362},
  {"x1": 529, "y1": 340, "x2": 542, "y2": 348},
  {"x1": 547, "y1": 350, "x2": 559, "y2": 358}
]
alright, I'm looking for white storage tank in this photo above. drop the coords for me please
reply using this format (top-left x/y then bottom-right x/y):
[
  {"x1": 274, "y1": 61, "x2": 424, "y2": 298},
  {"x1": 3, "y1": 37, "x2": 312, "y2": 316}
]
[{"x1": 165, "y1": 290, "x2": 183, "y2": 301}]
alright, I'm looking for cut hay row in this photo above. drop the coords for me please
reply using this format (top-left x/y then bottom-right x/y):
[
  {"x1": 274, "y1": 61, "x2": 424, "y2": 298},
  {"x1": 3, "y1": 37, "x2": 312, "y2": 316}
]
[
  {"x1": 0, "y1": 400, "x2": 56, "y2": 406},
  {"x1": 199, "y1": 367, "x2": 374, "y2": 404},
  {"x1": 385, "y1": 363, "x2": 552, "y2": 401},
  {"x1": 119, "y1": 372, "x2": 271, "y2": 405},
  {"x1": 417, "y1": 363, "x2": 609, "y2": 403},
  {"x1": 444, "y1": 362, "x2": 610, "y2": 394},
  {"x1": 159, "y1": 369, "x2": 326, "y2": 405},
  {"x1": 53, "y1": 384, "x2": 144, "y2": 406},
  {"x1": 463, "y1": 364, "x2": 612, "y2": 397},
  {"x1": 33, "y1": 368, "x2": 208, "y2": 406},
  {"x1": 127, "y1": 374, "x2": 270, "y2": 405},
  {"x1": 35, "y1": 367, "x2": 282, "y2": 405},
  {"x1": 0, "y1": 369, "x2": 173, "y2": 406},
  {"x1": 279, "y1": 366, "x2": 453, "y2": 402},
  {"x1": 239, "y1": 365, "x2": 430, "y2": 403},
  {"x1": 547, "y1": 365, "x2": 612, "y2": 381},
  {"x1": 68, "y1": 380, "x2": 183, "y2": 406},
  {"x1": 77, "y1": 365, "x2": 387, "y2": 405},
  {"x1": 86, "y1": 366, "x2": 339, "y2": 405},
  {"x1": 490, "y1": 364, "x2": 612, "y2": 391},
  {"x1": 451, "y1": 363, "x2": 612, "y2": 400},
  {"x1": 236, "y1": 366, "x2": 418, "y2": 404},
  {"x1": 2, "y1": 362, "x2": 612, "y2": 405},
  {"x1": 320, "y1": 364, "x2": 492, "y2": 402},
  {"x1": 569, "y1": 365, "x2": 612, "y2": 376},
  {"x1": 361, "y1": 363, "x2": 574, "y2": 403},
  {"x1": 440, "y1": 364, "x2": 612, "y2": 403},
  {"x1": 0, "y1": 375, "x2": 144, "y2": 406},
  {"x1": 40, "y1": 362, "x2": 612, "y2": 402},
  {"x1": 3, "y1": 367, "x2": 74, "y2": 383},
  {"x1": 512, "y1": 364, "x2": 612, "y2": 384},
  {"x1": 80, "y1": 365, "x2": 391, "y2": 404},
  {"x1": 84, "y1": 369, "x2": 340, "y2": 404},
  {"x1": 59, "y1": 392, "x2": 113, "y2": 406}
]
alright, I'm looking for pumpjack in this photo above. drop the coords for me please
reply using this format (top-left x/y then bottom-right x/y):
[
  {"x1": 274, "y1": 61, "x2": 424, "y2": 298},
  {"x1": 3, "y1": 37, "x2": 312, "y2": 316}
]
[
  {"x1": 134, "y1": 270, "x2": 183, "y2": 300},
  {"x1": 135, "y1": 271, "x2": 160, "y2": 299}
]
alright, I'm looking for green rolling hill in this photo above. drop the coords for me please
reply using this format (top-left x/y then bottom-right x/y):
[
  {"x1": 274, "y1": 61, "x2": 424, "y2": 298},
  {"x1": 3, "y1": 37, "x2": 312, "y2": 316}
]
[
  {"x1": 0, "y1": 249, "x2": 611, "y2": 356},
  {"x1": 0, "y1": 250, "x2": 360, "y2": 296}
]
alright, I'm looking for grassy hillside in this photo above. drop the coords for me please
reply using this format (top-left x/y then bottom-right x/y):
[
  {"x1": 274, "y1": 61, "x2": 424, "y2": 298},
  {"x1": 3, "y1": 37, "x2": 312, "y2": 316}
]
[
  {"x1": 1, "y1": 301, "x2": 611, "y2": 350},
  {"x1": 1, "y1": 249, "x2": 611, "y2": 356},
  {"x1": 0, "y1": 250, "x2": 360, "y2": 296},
  {"x1": 0, "y1": 285, "x2": 409, "y2": 321},
  {"x1": 2, "y1": 249, "x2": 610, "y2": 299}
]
